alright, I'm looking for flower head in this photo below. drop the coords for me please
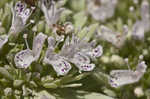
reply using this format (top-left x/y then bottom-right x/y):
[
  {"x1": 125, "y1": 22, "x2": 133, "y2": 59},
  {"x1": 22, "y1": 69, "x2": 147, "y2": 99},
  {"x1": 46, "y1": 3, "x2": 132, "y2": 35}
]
[
  {"x1": 140, "y1": 0, "x2": 150, "y2": 21},
  {"x1": 44, "y1": 33, "x2": 103, "y2": 75},
  {"x1": 132, "y1": 0, "x2": 150, "y2": 40},
  {"x1": 87, "y1": 0, "x2": 118, "y2": 22},
  {"x1": 9, "y1": 1, "x2": 35, "y2": 37},
  {"x1": 97, "y1": 25, "x2": 128, "y2": 48},
  {"x1": 39, "y1": 0, "x2": 65, "y2": 28},
  {"x1": 132, "y1": 20, "x2": 145, "y2": 40},
  {"x1": 43, "y1": 36, "x2": 72, "y2": 76},
  {"x1": 62, "y1": 35, "x2": 103, "y2": 72},
  {"x1": 14, "y1": 32, "x2": 47, "y2": 68}
]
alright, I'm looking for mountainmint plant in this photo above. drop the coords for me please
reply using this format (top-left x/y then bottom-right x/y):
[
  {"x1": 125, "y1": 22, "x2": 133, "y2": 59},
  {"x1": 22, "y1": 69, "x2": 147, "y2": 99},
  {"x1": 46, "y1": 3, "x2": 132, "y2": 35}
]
[{"x1": 0, "y1": 0, "x2": 150, "y2": 99}]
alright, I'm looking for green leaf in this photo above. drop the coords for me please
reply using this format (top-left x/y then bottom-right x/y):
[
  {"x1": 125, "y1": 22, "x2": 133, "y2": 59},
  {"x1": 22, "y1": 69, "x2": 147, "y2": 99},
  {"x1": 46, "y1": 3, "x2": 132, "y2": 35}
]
[
  {"x1": 77, "y1": 23, "x2": 98, "y2": 41},
  {"x1": 69, "y1": 0, "x2": 86, "y2": 11},
  {"x1": 86, "y1": 23, "x2": 99, "y2": 41},
  {"x1": 60, "y1": 9, "x2": 72, "y2": 23},
  {"x1": 13, "y1": 80, "x2": 24, "y2": 88},
  {"x1": 116, "y1": 17, "x2": 123, "y2": 33},
  {"x1": 73, "y1": 11, "x2": 87, "y2": 28},
  {"x1": 34, "y1": 91, "x2": 56, "y2": 99},
  {"x1": 60, "y1": 83, "x2": 82, "y2": 88},
  {"x1": 103, "y1": 88, "x2": 116, "y2": 97},
  {"x1": 41, "y1": 75, "x2": 54, "y2": 84},
  {"x1": 37, "y1": 21, "x2": 45, "y2": 32},
  {"x1": 77, "y1": 27, "x2": 88, "y2": 39},
  {"x1": 0, "y1": 67, "x2": 14, "y2": 80},
  {"x1": 84, "y1": 92, "x2": 114, "y2": 99},
  {"x1": 92, "y1": 71, "x2": 110, "y2": 86},
  {"x1": 43, "y1": 83, "x2": 58, "y2": 89}
]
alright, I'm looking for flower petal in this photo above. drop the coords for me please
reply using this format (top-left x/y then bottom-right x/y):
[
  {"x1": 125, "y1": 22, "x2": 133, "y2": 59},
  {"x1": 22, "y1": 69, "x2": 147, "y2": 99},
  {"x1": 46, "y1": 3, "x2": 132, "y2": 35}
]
[
  {"x1": 14, "y1": 49, "x2": 34, "y2": 68},
  {"x1": 32, "y1": 32, "x2": 47, "y2": 61},
  {"x1": 88, "y1": 45, "x2": 103, "y2": 58},
  {"x1": 77, "y1": 63, "x2": 95, "y2": 72},
  {"x1": 49, "y1": 57, "x2": 72, "y2": 76}
]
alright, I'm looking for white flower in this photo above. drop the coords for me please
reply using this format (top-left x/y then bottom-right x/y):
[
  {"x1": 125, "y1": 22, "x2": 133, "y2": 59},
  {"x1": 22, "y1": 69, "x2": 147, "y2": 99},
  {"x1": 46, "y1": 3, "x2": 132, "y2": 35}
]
[
  {"x1": 44, "y1": 31, "x2": 103, "y2": 74},
  {"x1": 140, "y1": 0, "x2": 150, "y2": 32},
  {"x1": 14, "y1": 33, "x2": 47, "y2": 68},
  {"x1": 132, "y1": 0, "x2": 150, "y2": 40},
  {"x1": 70, "y1": 52, "x2": 96, "y2": 72},
  {"x1": 47, "y1": 56, "x2": 72, "y2": 76},
  {"x1": 109, "y1": 59, "x2": 147, "y2": 88},
  {"x1": 132, "y1": 20, "x2": 145, "y2": 40},
  {"x1": 87, "y1": 0, "x2": 118, "y2": 22},
  {"x1": 39, "y1": 0, "x2": 65, "y2": 28},
  {"x1": 140, "y1": 0, "x2": 150, "y2": 22},
  {"x1": 134, "y1": 87, "x2": 144, "y2": 97},
  {"x1": 43, "y1": 37, "x2": 72, "y2": 76},
  {"x1": 32, "y1": 32, "x2": 48, "y2": 60},
  {"x1": 83, "y1": 45, "x2": 103, "y2": 59},
  {"x1": 60, "y1": 34, "x2": 103, "y2": 72},
  {"x1": 97, "y1": 25, "x2": 128, "y2": 48},
  {"x1": 60, "y1": 34, "x2": 103, "y2": 58},
  {"x1": 59, "y1": 35, "x2": 80, "y2": 58},
  {"x1": 9, "y1": 1, "x2": 35, "y2": 37},
  {"x1": 43, "y1": 37, "x2": 58, "y2": 63}
]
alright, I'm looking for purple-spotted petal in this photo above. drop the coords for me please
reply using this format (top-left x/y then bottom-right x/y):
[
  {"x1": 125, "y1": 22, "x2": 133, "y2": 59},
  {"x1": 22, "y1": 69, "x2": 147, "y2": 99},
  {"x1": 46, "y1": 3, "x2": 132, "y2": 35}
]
[
  {"x1": 77, "y1": 63, "x2": 95, "y2": 72},
  {"x1": 14, "y1": 49, "x2": 35, "y2": 68},
  {"x1": 49, "y1": 58, "x2": 72, "y2": 76},
  {"x1": 89, "y1": 45, "x2": 103, "y2": 58},
  {"x1": 109, "y1": 61, "x2": 147, "y2": 88},
  {"x1": 72, "y1": 52, "x2": 90, "y2": 64},
  {"x1": 47, "y1": 36, "x2": 56, "y2": 48},
  {"x1": 9, "y1": 1, "x2": 34, "y2": 36},
  {"x1": 21, "y1": 8, "x2": 31, "y2": 24},
  {"x1": 15, "y1": 1, "x2": 26, "y2": 16}
]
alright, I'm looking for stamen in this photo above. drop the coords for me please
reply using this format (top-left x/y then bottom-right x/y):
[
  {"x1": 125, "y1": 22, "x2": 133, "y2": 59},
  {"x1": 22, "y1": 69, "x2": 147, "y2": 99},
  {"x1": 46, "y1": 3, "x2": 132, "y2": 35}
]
[
  {"x1": 124, "y1": 58, "x2": 131, "y2": 70},
  {"x1": 23, "y1": 34, "x2": 30, "y2": 49}
]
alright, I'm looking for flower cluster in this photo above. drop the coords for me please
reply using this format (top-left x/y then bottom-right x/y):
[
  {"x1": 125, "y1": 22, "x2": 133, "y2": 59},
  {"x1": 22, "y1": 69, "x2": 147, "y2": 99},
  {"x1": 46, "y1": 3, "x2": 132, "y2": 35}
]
[
  {"x1": 43, "y1": 33, "x2": 103, "y2": 75},
  {"x1": 132, "y1": 0, "x2": 150, "y2": 40},
  {"x1": 14, "y1": 30, "x2": 103, "y2": 75},
  {"x1": 9, "y1": 1, "x2": 35, "y2": 37},
  {"x1": 39, "y1": 0, "x2": 65, "y2": 28},
  {"x1": 11, "y1": 1, "x2": 103, "y2": 75},
  {"x1": 9, "y1": 0, "x2": 149, "y2": 87},
  {"x1": 0, "y1": 0, "x2": 150, "y2": 98},
  {"x1": 96, "y1": 25, "x2": 128, "y2": 48},
  {"x1": 87, "y1": 0, "x2": 118, "y2": 22}
]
